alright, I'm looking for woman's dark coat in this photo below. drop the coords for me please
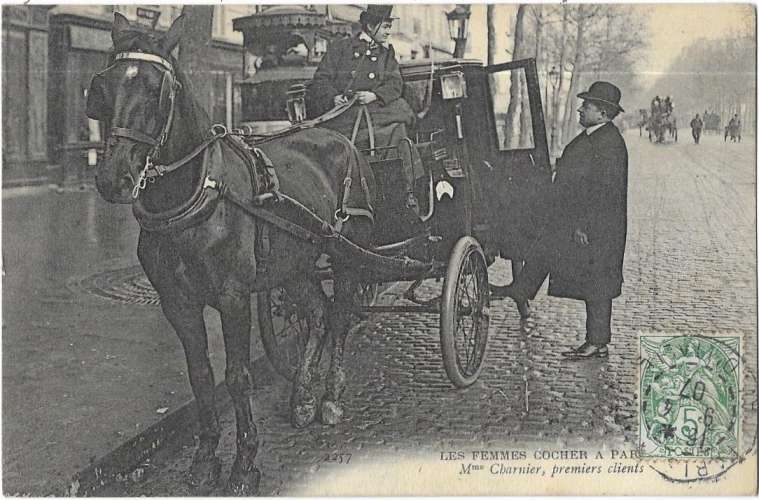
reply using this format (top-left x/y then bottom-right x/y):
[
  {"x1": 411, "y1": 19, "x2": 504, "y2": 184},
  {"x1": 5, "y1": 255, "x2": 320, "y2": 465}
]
[
  {"x1": 306, "y1": 34, "x2": 415, "y2": 132},
  {"x1": 546, "y1": 122, "x2": 628, "y2": 301}
]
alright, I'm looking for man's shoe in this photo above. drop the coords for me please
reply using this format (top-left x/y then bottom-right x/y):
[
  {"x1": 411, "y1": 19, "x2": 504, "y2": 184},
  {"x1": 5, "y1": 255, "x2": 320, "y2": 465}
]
[{"x1": 561, "y1": 342, "x2": 608, "y2": 359}]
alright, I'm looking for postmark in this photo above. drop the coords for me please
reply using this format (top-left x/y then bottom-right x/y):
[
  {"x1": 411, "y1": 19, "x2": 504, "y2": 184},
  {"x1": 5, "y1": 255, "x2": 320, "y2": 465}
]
[{"x1": 639, "y1": 335, "x2": 741, "y2": 460}]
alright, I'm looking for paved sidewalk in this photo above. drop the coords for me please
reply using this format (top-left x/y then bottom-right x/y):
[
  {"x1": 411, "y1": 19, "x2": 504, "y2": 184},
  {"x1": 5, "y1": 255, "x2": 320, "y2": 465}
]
[{"x1": 1, "y1": 186, "x2": 241, "y2": 495}]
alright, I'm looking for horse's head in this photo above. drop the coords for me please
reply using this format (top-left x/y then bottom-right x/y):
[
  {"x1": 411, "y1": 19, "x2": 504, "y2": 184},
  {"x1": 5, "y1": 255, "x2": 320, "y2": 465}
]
[{"x1": 86, "y1": 13, "x2": 185, "y2": 204}]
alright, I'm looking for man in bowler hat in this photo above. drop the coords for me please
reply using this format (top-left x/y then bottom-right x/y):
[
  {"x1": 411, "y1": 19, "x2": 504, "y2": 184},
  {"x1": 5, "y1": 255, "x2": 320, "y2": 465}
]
[{"x1": 493, "y1": 81, "x2": 628, "y2": 359}]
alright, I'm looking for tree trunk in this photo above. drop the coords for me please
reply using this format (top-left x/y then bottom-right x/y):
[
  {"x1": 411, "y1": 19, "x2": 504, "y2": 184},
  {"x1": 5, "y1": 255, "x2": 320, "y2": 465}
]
[
  {"x1": 534, "y1": 5, "x2": 543, "y2": 66},
  {"x1": 504, "y1": 5, "x2": 528, "y2": 148},
  {"x1": 178, "y1": 6, "x2": 215, "y2": 117},
  {"x1": 552, "y1": 5, "x2": 569, "y2": 151},
  {"x1": 562, "y1": 5, "x2": 587, "y2": 143},
  {"x1": 487, "y1": 4, "x2": 496, "y2": 66}
]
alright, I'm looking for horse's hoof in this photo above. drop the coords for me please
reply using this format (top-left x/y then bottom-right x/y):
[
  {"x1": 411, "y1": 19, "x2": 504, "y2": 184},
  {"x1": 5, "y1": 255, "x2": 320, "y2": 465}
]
[
  {"x1": 291, "y1": 393, "x2": 317, "y2": 428},
  {"x1": 320, "y1": 399, "x2": 344, "y2": 426},
  {"x1": 520, "y1": 316, "x2": 537, "y2": 334},
  {"x1": 189, "y1": 455, "x2": 222, "y2": 491},
  {"x1": 227, "y1": 462, "x2": 261, "y2": 496}
]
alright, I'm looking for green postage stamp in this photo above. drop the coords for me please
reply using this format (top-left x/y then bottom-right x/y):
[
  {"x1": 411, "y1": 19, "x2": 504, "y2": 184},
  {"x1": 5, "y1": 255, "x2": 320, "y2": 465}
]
[{"x1": 639, "y1": 335, "x2": 741, "y2": 459}]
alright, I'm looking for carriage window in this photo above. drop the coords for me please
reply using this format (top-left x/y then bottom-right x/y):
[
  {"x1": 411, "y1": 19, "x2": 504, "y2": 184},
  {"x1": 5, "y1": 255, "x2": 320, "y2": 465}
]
[{"x1": 488, "y1": 68, "x2": 535, "y2": 150}]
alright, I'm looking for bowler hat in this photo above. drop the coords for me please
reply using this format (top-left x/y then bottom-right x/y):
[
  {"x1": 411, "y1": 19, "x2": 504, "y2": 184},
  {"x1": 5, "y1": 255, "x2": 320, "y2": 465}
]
[
  {"x1": 577, "y1": 81, "x2": 624, "y2": 113},
  {"x1": 359, "y1": 5, "x2": 398, "y2": 26}
]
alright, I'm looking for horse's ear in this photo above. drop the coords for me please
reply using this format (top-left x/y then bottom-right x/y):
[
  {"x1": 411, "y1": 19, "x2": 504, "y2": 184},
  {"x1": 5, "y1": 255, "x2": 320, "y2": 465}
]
[
  {"x1": 112, "y1": 12, "x2": 130, "y2": 43},
  {"x1": 162, "y1": 14, "x2": 185, "y2": 54}
]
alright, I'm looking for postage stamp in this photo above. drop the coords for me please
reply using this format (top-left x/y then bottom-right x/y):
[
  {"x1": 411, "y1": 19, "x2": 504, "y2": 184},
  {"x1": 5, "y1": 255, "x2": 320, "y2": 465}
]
[{"x1": 639, "y1": 335, "x2": 741, "y2": 460}]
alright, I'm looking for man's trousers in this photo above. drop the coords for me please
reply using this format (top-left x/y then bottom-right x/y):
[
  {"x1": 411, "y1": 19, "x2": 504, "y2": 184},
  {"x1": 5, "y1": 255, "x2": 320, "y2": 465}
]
[{"x1": 509, "y1": 253, "x2": 613, "y2": 346}]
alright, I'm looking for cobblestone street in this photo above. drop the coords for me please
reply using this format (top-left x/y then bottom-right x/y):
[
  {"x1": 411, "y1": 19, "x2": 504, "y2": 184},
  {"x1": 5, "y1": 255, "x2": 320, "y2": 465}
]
[{"x1": 94, "y1": 131, "x2": 756, "y2": 495}]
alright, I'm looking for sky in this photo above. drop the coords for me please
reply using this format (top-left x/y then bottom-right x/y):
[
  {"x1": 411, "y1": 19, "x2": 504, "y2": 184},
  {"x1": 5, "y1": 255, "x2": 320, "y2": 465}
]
[{"x1": 635, "y1": 3, "x2": 755, "y2": 89}]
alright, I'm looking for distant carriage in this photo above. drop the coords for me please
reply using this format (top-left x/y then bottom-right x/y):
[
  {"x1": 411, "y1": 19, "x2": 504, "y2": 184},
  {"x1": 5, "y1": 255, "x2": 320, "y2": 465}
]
[
  {"x1": 647, "y1": 103, "x2": 677, "y2": 144},
  {"x1": 703, "y1": 112, "x2": 721, "y2": 134}
]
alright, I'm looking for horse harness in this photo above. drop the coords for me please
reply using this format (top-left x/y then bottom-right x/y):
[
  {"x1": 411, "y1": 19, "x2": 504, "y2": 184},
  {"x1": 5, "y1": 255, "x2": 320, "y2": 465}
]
[{"x1": 92, "y1": 51, "x2": 372, "y2": 251}]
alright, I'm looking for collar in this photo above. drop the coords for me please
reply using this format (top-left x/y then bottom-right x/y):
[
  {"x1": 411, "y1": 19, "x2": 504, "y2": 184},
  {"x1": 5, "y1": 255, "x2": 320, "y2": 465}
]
[
  {"x1": 585, "y1": 122, "x2": 608, "y2": 136},
  {"x1": 358, "y1": 31, "x2": 388, "y2": 49}
]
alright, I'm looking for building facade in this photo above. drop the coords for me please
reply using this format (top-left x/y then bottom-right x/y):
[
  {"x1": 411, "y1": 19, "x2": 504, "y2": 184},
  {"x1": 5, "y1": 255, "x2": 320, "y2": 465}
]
[
  {"x1": 2, "y1": 6, "x2": 53, "y2": 186},
  {"x1": 1, "y1": 4, "x2": 459, "y2": 187}
]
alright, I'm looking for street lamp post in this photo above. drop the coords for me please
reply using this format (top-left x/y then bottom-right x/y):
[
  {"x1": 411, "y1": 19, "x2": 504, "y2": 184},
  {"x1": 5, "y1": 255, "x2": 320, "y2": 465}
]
[
  {"x1": 446, "y1": 5, "x2": 471, "y2": 59},
  {"x1": 548, "y1": 65, "x2": 559, "y2": 156}
]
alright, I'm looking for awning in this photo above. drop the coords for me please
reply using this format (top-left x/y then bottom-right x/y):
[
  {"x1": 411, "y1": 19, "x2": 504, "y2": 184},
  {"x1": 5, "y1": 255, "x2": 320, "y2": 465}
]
[{"x1": 234, "y1": 6, "x2": 326, "y2": 31}]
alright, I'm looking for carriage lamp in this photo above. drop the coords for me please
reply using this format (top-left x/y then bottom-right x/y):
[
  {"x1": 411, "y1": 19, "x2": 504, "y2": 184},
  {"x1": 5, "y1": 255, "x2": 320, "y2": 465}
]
[
  {"x1": 446, "y1": 5, "x2": 471, "y2": 58},
  {"x1": 286, "y1": 84, "x2": 307, "y2": 124},
  {"x1": 440, "y1": 71, "x2": 467, "y2": 100}
]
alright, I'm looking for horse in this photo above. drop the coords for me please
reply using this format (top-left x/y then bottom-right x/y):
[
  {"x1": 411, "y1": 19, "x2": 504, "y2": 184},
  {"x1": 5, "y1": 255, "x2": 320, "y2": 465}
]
[{"x1": 86, "y1": 13, "x2": 375, "y2": 493}]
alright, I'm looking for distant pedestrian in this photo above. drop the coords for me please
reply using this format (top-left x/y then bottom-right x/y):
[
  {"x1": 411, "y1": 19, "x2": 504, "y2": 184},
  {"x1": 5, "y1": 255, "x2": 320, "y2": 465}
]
[
  {"x1": 492, "y1": 81, "x2": 628, "y2": 360},
  {"x1": 690, "y1": 114, "x2": 704, "y2": 144},
  {"x1": 727, "y1": 114, "x2": 740, "y2": 142}
]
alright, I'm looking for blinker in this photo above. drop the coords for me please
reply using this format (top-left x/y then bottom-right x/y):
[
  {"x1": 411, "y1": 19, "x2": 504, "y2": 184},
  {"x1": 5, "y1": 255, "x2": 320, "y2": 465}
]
[{"x1": 85, "y1": 73, "x2": 111, "y2": 122}]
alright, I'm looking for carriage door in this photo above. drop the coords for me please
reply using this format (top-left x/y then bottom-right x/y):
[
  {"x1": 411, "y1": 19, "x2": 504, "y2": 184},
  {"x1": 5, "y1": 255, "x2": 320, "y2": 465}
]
[{"x1": 483, "y1": 58, "x2": 551, "y2": 257}]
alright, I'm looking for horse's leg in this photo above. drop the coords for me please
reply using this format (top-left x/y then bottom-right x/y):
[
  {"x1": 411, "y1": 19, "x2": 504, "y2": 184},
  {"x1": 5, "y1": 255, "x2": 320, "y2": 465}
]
[
  {"x1": 321, "y1": 273, "x2": 355, "y2": 425},
  {"x1": 287, "y1": 279, "x2": 328, "y2": 428},
  {"x1": 218, "y1": 281, "x2": 260, "y2": 495},
  {"x1": 137, "y1": 232, "x2": 221, "y2": 489},
  {"x1": 165, "y1": 299, "x2": 223, "y2": 488}
]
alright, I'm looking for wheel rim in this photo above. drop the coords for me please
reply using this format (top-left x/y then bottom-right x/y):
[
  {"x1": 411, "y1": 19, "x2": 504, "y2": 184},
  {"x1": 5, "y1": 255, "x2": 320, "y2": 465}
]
[{"x1": 452, "y1": 247, "x2": 489, "y2": 378}]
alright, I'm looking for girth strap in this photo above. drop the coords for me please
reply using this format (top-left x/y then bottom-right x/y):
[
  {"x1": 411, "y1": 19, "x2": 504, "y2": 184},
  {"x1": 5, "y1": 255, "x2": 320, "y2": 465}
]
[{"x1": 214, "y1": 181, "x2": 328, "y2": 246}]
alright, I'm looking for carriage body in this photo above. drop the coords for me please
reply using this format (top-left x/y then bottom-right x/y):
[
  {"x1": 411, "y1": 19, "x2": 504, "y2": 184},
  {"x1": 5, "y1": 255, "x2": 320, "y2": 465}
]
[
  {"x1": 251, "y1": 57, "x2": 551, "y2": 387},
  {"x1": 391, "y1": 58, "x2": 552, "y2": 268}
]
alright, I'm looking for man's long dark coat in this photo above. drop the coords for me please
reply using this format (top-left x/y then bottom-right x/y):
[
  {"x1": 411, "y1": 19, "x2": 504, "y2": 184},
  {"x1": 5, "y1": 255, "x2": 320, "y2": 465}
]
[{"x1": 544, "y1": 122, "x2": 628, "y2": 301}]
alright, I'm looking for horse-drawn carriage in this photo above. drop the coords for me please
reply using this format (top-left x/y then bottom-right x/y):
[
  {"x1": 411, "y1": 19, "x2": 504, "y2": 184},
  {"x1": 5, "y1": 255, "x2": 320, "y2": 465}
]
[
  {"x1": 86, "y1": 14, "x2": 551, "y2": 492},
  {"x1": 258, "y1": 57, "x2": 551, "y2": 386},
  {"x1": 647, "y1": 102, "x2": 677, "y2": 143}
]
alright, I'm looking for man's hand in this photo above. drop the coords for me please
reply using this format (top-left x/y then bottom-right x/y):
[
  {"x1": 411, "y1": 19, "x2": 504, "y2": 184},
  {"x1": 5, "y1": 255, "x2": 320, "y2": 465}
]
[
  {"x1": 334, "y1": 94, "x2": 349, "y2": 106},
  {"x1": 573, "y1": 229, "x2": 589, "y2": 246},
  {"x1": 355, "y1": 91, "x2": 378, "y2": 105}
]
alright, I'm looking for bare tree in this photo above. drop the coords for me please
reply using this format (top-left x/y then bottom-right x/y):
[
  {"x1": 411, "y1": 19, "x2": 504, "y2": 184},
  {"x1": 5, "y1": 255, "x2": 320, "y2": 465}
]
[
  {"x1": 504, "y1": 5, "x2": 532, "y2": 148},
  {"x1": 561, "y1": 5, "x2": 594, "y2": 142},
  {"x1": 552, "y1": 5, "x2": 569, "y2": 150},
  {"x1": 487, "y1": 4, "x2": 496, "y2": 66},
  {"x1": 178, "y1": 6, "x2": 215, "y2": 115}
]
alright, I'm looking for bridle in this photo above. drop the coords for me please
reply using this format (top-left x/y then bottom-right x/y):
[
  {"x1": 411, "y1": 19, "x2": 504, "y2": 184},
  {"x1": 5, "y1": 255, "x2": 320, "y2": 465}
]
[{"x1": 102, "y1": 52, "x2": 182, "y2": 198}]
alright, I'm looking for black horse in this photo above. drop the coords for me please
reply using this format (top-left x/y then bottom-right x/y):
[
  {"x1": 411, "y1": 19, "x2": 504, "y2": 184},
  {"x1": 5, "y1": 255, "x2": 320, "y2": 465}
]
[{"x1": 86, "y1": 13, "x2": 374, "y2": 493}]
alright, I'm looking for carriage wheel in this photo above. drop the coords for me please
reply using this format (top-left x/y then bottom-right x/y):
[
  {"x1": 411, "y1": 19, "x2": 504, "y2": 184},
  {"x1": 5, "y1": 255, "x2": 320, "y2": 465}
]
[
  {"x1": 440, "y1": 236, "x2": 490, "y2": 388},
  {"x1": 257, "y1": 288, "x2": 309, "y2": 381},
  {"x1": 258, "y1": 280, "x2": 375, "y2": 380}
]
